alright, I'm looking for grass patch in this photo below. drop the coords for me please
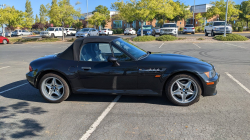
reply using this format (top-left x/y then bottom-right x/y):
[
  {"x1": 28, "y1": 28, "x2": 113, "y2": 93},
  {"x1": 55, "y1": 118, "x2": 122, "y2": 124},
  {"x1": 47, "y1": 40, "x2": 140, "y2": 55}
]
[
  {"x1": 68, "y1": 38, "x2": 76, "y2": 42},
  {"x1": 214, "y1": 34, "x2": 248, "y2": 41},
  {"x1": 8, "y1": 37, "x2": 60, "y2": 44},
  {"x1": 133, "y1": 36, "x2": 156, "y2": 42},
  {"x1": 156, "y1": 35, "x2": 177, "y2": 41},
  {"x1": 197, "y1": 38, "x2": 205, "y2": 40},
  {"x1": 178, "y1": 37, "x2": 186, "y2": 40},
  {"x1": 37, "y1": 38, "x2": 60, "y2": 42}
]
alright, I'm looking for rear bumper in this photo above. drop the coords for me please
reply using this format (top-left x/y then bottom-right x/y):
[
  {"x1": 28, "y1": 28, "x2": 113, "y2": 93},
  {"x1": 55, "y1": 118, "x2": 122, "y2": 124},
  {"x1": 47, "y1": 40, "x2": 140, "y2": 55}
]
[
  {"x1": 160, "y1": 33, "x2": 177, "y2": 36},
  {"x1": 201, "y1": 73, "x2": 220, "y2": 96},
  {"x1": 183, "y1": 30, "x2": 195, "y2": 33}
]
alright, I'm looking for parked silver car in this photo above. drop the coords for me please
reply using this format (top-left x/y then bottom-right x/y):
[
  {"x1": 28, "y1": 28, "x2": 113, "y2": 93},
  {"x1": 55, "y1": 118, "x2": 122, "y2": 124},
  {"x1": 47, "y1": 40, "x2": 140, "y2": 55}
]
[
  {"x1": 13, "y1": 30, "x2": 32, "y2": 36},
  {"x1": 75, "y1": 28, "x2": 99, "y2": 38},
  {"x1": 183, "y1": 24, "x2": 195, "y2": 34}
]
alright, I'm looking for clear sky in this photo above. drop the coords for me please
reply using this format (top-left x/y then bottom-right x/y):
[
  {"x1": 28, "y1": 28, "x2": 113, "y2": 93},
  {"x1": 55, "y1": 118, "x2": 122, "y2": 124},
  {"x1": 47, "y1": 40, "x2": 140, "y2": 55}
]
[{"x1": 0, "y1": 0, "x2": 246, "y2": 19}]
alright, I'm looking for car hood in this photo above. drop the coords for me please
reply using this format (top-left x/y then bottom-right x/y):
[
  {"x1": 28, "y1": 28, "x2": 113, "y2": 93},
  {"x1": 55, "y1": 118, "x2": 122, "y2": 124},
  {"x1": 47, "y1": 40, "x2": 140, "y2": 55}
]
[{"x1": 141, "y1": 54, "x2": 211, "y2": 66}]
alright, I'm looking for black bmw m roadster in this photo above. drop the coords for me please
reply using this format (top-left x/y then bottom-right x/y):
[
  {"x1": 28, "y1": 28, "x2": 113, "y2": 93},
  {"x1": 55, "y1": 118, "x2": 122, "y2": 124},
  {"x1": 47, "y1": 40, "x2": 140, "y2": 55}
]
[{"x1": 26, "y1": 36, "x2": 219, "y2": 106}]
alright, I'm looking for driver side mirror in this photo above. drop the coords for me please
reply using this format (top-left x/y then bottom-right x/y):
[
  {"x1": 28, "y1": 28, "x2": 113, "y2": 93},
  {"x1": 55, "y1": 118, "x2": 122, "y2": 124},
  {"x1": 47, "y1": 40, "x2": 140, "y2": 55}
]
[{"x1": 108, "y1": 56, "x2": 120, "y2": 66}]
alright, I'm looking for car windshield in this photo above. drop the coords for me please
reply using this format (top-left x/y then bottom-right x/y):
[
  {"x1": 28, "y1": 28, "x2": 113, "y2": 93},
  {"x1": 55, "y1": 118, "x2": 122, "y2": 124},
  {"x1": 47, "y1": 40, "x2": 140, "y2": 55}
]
[
  {"x1": 112, "y1": 38, "x2": 147, "y2": 60},
  {"x1": 81, "y1": 29, "x2": 90, "y2": 32},
  {"x1": 185, "y1": 25, "x2": 194, "y2": 27},
  {"x1": 46, "y1": 28, "x2": 54, "y2": 31},
  {"x1": 142, "y1": 26, "x2": 152, "y2": 30},
  {"x1": 163, "y1": 24, "x2": 176, "y2": 27},
  {"x1": 213, "y1": 22, "x2": 226, "y2": 26}
]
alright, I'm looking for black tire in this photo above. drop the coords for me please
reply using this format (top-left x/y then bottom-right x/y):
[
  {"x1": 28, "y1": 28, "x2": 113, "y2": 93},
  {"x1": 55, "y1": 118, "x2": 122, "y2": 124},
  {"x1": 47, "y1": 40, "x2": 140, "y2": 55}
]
[
  {"x1": 87, "y1": 34, "x2": 90, "y2": 37},
  {"x1": 205, "y1": 30, "x2": 208, "y2": 36},
  {"x1": 51, "y1": 33, "x2": 55, "y2": 38},
  {"x1": 165, "y1": 73, "x2": 201, "y2": 106},
  {"x1": 192, "y1": 32, "x2": 194, "y2": 34},
  {"x1": 39, "y1": 73, "x2": 70, "y2": 103},
  {"x1": 211, "y1": 30, "x2": 214, "y2": 37}
]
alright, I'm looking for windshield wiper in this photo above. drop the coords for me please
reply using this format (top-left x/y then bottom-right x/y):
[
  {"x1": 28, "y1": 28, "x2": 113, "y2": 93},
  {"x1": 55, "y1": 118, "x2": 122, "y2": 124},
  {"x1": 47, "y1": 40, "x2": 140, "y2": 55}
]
[{"x1": 138, "y1": 51, "x2": 151, "y2": 60}]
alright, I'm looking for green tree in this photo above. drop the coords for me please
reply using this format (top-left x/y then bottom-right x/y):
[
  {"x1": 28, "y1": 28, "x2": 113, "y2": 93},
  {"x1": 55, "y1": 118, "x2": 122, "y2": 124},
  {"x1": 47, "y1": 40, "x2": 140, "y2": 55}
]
[
  {"x1": 35, "y1": 14, "x2": 40, "y2": 23},
  {"x1": 39, "y1": 4, "x2": 47, "y2": 24},
  {"x1": 204, "y1": 0, "x2": 240, "y2": 23},
  {"x1": 87, "y1": 12, "x2": 106, "y2": 28},
  {"x1": 93, "y1": 5, "x2": 110, "y2": 28},
  {"x1": 173, "y1": 2, "x2": 193, "y2": 23},
  {"x1": 24, "y1": 0, "x2": 34, "y2": 29},
  {"x1": 112, "y1": 0, "x2": 160, "y2": 36},
  {"x1": 1, "y1": 6, "x2": 25, "y2": 37},
  {"x1": 239, "y1": 0, "x2": 250, "y2": 29},
  {"x1": 195, "y1": 13, "x2": 204, "y2": 26}
]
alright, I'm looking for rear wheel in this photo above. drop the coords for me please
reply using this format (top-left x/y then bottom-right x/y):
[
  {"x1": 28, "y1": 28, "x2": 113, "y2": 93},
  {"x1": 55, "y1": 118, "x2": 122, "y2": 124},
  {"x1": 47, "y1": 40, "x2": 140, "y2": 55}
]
[
  {"x1": 165, "y1": 74, "x2": 201, "y2": 106},
  {"x1": 3, "y1": 39, "x2": 7, "y2": 44},
  {"x1": 39, "y1": 73, "x2": 70, "y2": 103}
]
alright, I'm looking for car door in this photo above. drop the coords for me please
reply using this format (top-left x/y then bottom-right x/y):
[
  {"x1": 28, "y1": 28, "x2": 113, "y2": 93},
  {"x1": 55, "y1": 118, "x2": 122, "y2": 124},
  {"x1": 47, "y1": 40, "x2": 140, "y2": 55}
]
[{"x1": 77, "y1": 42, "x2": 138, "y2": 91}]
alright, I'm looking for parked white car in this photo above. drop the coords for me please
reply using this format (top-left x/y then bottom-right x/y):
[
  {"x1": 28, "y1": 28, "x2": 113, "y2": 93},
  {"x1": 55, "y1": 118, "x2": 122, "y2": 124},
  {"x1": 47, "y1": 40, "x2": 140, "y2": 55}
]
[
  {"x1": 13, "y1": 30, "x2": 32, "y2": 36},
  {"x1": 124, "y1": 28, "x2": 136, "y2": 35},
  {"x1": 204, "y1": 21, "x2": 232, "y2": 36},
  {"x1": 65, "y1": 28, "x2": 76, "y2": 36},
  {"x1": 75, "y1": 28, "x2": 99, "y2": 38},
  {"x1": 99, "y1": 28, "x2": 113, "y2": 36},
  {"x1": 40, "y1": 27, "x2": 66, "y2": 38},
  {"x1": 160, "y1": 23, "x2": 178, "y2": 37},
  {"x1": 183, "y1": 24, "x2": 195, "y2": 34}
]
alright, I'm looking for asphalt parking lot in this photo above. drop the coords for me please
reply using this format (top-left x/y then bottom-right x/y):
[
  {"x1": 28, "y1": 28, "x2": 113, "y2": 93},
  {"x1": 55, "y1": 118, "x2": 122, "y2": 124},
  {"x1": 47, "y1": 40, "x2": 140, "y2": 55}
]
[{"x1": 0, "y1": 41, "x2": 250, "y2": 140}]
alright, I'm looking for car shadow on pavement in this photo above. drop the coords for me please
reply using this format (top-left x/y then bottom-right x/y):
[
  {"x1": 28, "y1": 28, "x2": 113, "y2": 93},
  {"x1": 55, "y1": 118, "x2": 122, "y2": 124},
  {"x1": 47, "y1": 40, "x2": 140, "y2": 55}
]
[
  {"x1": 0, "y1": 101, "x2": 47, "y2": 140},
  {"x1": 1, "y1": 80, "x2": 175, "y2": 106}
]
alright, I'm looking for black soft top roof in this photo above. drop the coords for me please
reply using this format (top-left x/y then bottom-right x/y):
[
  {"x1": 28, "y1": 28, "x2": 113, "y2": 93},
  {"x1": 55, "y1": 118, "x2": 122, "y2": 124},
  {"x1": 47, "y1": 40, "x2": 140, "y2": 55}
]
[{"x1": 57, "y1": 36, "x2": 120, "y2": 61}]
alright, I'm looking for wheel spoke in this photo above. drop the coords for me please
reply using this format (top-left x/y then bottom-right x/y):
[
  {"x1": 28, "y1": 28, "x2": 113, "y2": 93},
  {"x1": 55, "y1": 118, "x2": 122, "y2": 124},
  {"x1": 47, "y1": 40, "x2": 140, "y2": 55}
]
[
  {"x1": 45, "y1": 84, "x2": 52, "y2": 90},
  {"x1": 176, "y1": 80, "x2": 183, "y2": 89},
  {"x1": 186, "y1": 91, "x2": 194, "y2": 96},
  {"x1": 173, "y1": 90, "x2": 181, "y2": 96},
  {"x1": 52, "y1": 78, "x2": 56, "y2": 86},
  {"x1": 185, "y1": 81, "x2": 192, "y2": 90},
  {"x1": 57, "y1": 85, "x2": 63, "y2": 90},
  {"x1": 48, "y1": 89, "x2": 53, "y2": 96},
  {"x1": 54, "y1": 90, "x2": 61, "y2": 96},
  {"x1": 181, "y1": 93, "x2": 187, "y2": 102}
]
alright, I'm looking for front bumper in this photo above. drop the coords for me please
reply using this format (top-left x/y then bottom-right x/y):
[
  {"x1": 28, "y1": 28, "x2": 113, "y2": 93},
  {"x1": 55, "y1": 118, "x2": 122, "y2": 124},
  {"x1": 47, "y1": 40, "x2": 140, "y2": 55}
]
[
  {"x1": 160, "y1": 32, "x2": 177, "y2": 36},
  {"x1": 214, "y1": 30, "x2": 232, "y2": 34},
  {"x1": 40, "y1": 34, "x2": 50, "y2": 37},
  {"x1": 201, "y1": 73, "x2": 220, "y2": 96},
  {"x1": 26, "y1": 72, "x2": 36, "y2": 88}
]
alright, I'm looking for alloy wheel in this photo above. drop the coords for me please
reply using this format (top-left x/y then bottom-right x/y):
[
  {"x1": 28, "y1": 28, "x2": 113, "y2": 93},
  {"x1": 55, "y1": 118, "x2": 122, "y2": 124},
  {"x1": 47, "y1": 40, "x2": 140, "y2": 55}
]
[
  {"x1": 3, "y1": 40, "x2": 7, "y2": 44},
  {"x1": 41, "y1": 77, "x2": 64, "y2": 101},
  {"x1": 170, "y1": 78, "x2": 198, "y2": 104}
]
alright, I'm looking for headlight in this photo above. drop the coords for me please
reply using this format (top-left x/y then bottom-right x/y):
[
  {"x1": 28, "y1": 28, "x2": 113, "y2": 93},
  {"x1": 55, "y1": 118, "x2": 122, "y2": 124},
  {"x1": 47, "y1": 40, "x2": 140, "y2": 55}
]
[
  {"x1": 204, "y1": 69, "x2": 216, "y2": 78},
  {"x1": 147, "y1": 31, "x2": 151, "y2": 33},
  {"x1": 214, "y1": 27, "x2": 217, "y2": 30}
]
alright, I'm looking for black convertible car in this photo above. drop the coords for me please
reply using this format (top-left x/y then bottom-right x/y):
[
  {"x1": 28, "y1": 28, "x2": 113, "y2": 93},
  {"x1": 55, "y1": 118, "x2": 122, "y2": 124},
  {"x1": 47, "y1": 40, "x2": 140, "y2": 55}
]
[{"x1": 26, "y1": 36, "x2": 219, "y2": 106}]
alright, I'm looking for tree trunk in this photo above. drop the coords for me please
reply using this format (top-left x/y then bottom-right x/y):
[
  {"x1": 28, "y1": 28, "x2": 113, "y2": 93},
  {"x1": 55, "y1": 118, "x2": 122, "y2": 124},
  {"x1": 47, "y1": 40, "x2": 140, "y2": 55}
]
[
  {"x1": 247, "y1": 20, "x2": 249, "y2": 30},
  {"x1": 141, "y1": 20, "x2": 143, "y2": 37},
  {"x1": 9, "y1": 29, "x2": 12, "y2": 38}
]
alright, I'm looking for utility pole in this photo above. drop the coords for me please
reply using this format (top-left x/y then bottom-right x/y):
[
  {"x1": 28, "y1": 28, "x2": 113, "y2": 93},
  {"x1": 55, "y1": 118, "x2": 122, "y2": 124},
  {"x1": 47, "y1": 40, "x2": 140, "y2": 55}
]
[
  {"x1": 193, "y1": 0, "x2": 195, "y2": 26},
  {"x1": 87, "y1": 0, "x2": 88, "y2": 28},
  {"x1": 224, "y1": 0, "x2": 229, "y2": 37},
  {"x1": 0, "y1": 4, "x2": 6, "y2": 37}
]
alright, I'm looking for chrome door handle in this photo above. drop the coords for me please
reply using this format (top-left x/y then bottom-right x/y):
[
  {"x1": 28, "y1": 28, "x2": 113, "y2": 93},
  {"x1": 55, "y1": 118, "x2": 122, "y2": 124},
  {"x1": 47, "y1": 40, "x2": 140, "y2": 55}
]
[{"x1": 81, "y1": 67, "x2": 91, "y2": 70}]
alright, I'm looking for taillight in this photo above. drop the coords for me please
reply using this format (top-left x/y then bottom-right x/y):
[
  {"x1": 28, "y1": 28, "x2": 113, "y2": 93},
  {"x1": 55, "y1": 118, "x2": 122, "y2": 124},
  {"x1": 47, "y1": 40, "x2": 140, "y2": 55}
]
[
  {"x1": 129, "y1": 30, "x2": 132, "y2": 31},
  {"x1": 67, "y1": 31, "x2": 69, "y2": 32},
  {"x1": 184, "y1": 28, "x2": 187, "y2": 29},
  {"x1": 192, "y1": 28, "x2": 195, "y2": 29},
  {"x1": 104, "y1": 31, "x2": 106, "y2": 32},
  {"x1": 99, "y1": 31, "x2": 101, "y2": 32},
  {"x1": 29, "y1": 65, "x2": 32, "y2": 72}
]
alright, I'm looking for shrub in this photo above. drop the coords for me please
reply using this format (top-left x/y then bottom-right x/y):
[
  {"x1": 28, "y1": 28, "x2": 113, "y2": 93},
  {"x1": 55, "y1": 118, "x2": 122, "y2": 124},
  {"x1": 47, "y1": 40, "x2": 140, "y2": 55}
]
[
  {"x1": 112, "y1": 29, "x2": 117, "y2": 34},
  {"x1": 238, "y1": 27, "x2": 243, "y2": 32},
  {"x1": 214, "y1": 34, "x2": 248, "y2": 41},
  {"x1": 233, "y1": 26, "x2": 237, "y2": 31},
  {"x1": 197, "y1": 38, "x2": 205, "y2": 40},
  {"x1": 133, "y1": 36, "x2": 156, "y2": 42},
  {"x1": 179, "y1": 27, "x2": 183, "y2": 31},
  {"x1": 195, "y1": 27, "x2": 200, "y2": 32},
  {"x1": 156, "y1": 35, "x2": 177, "y2": 41}
]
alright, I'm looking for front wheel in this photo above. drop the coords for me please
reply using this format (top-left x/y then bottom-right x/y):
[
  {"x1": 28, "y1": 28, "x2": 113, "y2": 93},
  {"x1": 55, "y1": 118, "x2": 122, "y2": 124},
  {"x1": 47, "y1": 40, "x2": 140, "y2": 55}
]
[
  {"x1": 165, "y1": 74, "x2": 201, "y2": 106},
  {"x1": 3, "y1": 39, "x2": 8, "y2": 44},
  {"x1": 211, "y1": 30, "x2": 214, "y2": 37},
  {"x1": 39, "y1": 73, "x2": 70, "y2": 103}
]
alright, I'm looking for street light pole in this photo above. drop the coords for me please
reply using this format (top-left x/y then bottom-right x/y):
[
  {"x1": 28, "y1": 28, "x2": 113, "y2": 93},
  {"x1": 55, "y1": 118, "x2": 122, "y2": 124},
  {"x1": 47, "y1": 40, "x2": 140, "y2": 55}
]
[
  {"x1": 193, "y1": 0, "x2": 195, "y2": 26},
  {"x1": 87, "y1": 0, "x2": 88, "y2": 28},
  {"x1": 224, "y1": 0, "x2": 229, "y2": 37}
]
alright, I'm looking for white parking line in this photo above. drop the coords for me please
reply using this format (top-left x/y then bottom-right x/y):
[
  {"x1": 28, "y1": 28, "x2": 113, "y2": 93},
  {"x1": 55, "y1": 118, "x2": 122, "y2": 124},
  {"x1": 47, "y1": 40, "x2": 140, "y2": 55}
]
[
  {"x1": 0, "y1": 66, "x2": 10, "y2": 70},
  {"x1": 0, "y1": 83, "x2": 28, "y2": 94},
  {"x1": 159, "y1": 43, "x2": 164, "y2": 48},
  {"x1": 225, "y1": 72, "x2": 250, "y2": 94},
  {"x1": 193, "y1": 43, "x2": 201, "y2": 48},
  {"x1": 79, "y1": 95, "x2": 121, "y2": 140},
  {"x1": 223, "y1": 42, "x2": 245, "y2": 48}
]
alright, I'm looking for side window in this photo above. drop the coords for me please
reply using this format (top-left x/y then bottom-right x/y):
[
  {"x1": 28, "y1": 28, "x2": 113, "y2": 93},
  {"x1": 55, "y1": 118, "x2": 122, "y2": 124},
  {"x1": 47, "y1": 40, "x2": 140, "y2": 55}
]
[
  {"x1": 210, "y1": 22, "x2": 213, "y2": 26},
  {"x1": 80, "y1": 43, "x2": 112, "y2": 62},
  {"x1": 59, "y1": 28, "x2": 62, "y2": 31},
  {"x1": 206, "y1": 23, "x2": 209, "y2": 26},
  {"x1": 55, "y1": 28, "x2": 58, "y2": 31},
  {"x1": 112, "y1": 45, "x2": 132, "y2": 61}
]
